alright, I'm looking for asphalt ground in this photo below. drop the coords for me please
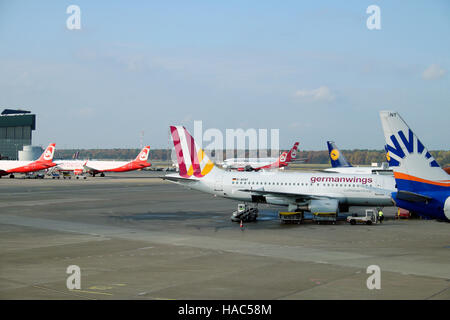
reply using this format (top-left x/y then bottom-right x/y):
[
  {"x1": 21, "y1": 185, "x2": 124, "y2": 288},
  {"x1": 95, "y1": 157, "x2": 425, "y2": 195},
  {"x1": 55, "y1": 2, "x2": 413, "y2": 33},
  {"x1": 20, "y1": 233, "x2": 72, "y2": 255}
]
[{"x1": 0, "y1": 171, "x2": 449, "y2": 299}]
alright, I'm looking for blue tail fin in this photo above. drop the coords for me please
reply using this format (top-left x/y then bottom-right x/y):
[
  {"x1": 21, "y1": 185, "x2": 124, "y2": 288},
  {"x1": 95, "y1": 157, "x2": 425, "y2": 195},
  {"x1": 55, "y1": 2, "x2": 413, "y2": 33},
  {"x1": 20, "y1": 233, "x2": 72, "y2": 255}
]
[
  {"x1": 380, "y1": 111, "x2": 449, "y2": 191},
  {"x1": 327, "y1": 141, "x2": 352, "y2": 168},
  {"x1": 379, "y1": 111, "x2": 450, "y2": 221}
]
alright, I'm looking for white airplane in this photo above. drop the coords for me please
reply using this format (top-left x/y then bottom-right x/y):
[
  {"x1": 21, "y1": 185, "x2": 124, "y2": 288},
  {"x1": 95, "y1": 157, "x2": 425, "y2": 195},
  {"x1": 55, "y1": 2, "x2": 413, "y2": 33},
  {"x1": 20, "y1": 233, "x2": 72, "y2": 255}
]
[
  {"x1": 164, "y1": 126, "x2": 396, "y2": 215},
  {"x1": 323, "y1": 141, "x2": 392, "y2": 175},
  {"x1": 0, "y1": 143, "x2": 56, "y2": 178},
  {"x1": 55, "y1": 146, "x2": 151, "y2": 177},
  {"x1": 221, "y1": 142, "x2": 300, "y2": 171}
]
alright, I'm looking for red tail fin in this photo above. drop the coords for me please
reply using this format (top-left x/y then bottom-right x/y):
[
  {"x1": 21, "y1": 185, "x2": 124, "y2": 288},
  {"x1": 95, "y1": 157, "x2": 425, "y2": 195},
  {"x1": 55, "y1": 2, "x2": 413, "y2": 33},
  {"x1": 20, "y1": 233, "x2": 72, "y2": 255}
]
[
  {"x1": 37, "y1": 143, "x2": 56, "y2": 163},
  {"x1": 284, "y1": 142, "x2": 299, "y2": 163},
  {"x1": 134, "y1": 146, "x2": 151, "y2": 162},
  {"x1": 278, "y1": 151, "x2": 288, "y2": 164}
]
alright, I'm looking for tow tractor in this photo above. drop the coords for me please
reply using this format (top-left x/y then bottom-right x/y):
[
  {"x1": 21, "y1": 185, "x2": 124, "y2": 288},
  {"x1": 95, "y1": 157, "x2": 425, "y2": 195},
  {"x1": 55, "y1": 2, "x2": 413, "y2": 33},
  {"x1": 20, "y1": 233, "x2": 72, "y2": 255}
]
[
  {"x1": 231, "y1": 203, "x2": 258, "y2": 222},
  {"x1": 347, "y1": 209, "x2": 378, "y2": 225}
]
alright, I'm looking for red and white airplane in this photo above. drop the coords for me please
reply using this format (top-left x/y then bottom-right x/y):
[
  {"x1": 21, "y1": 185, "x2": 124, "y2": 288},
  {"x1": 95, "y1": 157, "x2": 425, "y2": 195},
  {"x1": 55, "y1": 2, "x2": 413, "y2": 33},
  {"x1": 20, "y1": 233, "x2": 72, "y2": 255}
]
[
  {"x1": 221, "y1": 142, "x2": 301, "y2": 171},
  {"x1": 54, "y1": 146, "x2": 151, "y2": 177},
  {"x1": 0, "y1": 143, "x2": 56, "y2": 178}
]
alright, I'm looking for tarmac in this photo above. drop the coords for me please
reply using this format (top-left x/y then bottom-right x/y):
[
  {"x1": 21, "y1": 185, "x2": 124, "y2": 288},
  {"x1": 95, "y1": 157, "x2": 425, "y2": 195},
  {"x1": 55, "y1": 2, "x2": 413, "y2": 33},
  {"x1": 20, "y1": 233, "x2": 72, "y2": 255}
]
[{"x1": 0, "y1": 171, "x2": 449, "y2": 299}]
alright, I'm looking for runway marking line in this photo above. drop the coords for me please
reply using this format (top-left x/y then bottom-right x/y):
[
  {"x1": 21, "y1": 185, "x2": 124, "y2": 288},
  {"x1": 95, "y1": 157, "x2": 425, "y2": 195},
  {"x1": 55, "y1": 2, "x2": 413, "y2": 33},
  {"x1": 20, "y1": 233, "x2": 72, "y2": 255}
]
[
  {"x1": 88, "y1": 285, "x2": 113, "y2": 290},
  {"x1": 71, "y1": 289, "x2": 113, "y2": 296},
  {"x1": 31, "y1": 285, "x2": 97, "y2": 300}
]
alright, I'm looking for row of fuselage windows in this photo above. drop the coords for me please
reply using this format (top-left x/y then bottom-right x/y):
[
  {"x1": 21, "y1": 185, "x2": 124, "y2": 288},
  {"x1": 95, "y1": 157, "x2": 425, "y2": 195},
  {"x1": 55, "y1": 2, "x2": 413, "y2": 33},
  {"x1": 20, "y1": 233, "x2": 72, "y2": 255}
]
[{"x1": 231, "y1": 180, "x2": 370, "y2": 188}]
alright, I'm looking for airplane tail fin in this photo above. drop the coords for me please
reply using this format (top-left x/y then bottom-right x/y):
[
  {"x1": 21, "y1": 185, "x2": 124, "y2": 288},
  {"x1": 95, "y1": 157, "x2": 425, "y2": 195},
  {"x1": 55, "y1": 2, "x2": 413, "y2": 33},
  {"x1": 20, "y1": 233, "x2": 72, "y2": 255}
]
[
  {"x1": 284, "y1": 142, "x2": 299, "y2": 163},
  {"x1": 379, "y1": 111, "x2": 449, "y2": 192},
  {"x1": 169, "y1": 126, "x2": 216, "y2": 178},
  {"x1": 327, "y1": 141, "x2": 352, "y2": 168},
  {"x1": 37, "y1": 143, "x2": 56, "y2": 163},
  {"x1": 276, "y1": 151, "x2": 288, "y2": 166},
  {"x1": 134, "y1": 146, "x2": 151, "y2": 162}
]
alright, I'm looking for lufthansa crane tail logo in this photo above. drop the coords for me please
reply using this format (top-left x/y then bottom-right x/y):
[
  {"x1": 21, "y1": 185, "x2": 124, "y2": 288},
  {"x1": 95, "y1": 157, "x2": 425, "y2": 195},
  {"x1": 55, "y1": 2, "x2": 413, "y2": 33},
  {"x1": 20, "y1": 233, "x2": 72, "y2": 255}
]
[{"x1": 330, "y1": 149, "x2": 339, "y2": 161}]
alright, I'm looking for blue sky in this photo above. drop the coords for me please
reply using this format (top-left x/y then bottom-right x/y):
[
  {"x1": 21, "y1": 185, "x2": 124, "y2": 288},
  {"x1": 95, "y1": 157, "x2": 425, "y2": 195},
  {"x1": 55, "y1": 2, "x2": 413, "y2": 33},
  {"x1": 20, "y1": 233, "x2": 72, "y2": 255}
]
[{"x1": 0, "y1": 1, "x2": 449, "y2": 150}]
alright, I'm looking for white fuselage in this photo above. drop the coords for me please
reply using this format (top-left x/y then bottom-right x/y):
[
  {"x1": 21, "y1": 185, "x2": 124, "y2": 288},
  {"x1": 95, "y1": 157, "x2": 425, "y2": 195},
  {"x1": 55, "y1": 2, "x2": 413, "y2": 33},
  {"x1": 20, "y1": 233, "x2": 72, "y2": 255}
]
[
  {"x1": 55, "y1": 160, "x2": 131, "y2": 171},
  {"x1": 323, "y1": 166, "x2": 393, "y2": 175},
  {"x1": 222, "y1": 158, "x2": 278, "y2": 169},
  {"x1": 168, "y1": 168, "x2": 396, "y2": 208},
  {"x1": 0, "y1": 160, "x2": 38, "y2": 171}
]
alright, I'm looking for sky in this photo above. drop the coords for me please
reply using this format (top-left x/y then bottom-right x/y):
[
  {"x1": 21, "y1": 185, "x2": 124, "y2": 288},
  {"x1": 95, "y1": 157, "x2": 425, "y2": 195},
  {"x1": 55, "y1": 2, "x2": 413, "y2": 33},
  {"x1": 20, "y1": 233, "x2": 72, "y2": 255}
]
[{"x1": 0, "y1": 0, "x2": 449, "y2": 150}]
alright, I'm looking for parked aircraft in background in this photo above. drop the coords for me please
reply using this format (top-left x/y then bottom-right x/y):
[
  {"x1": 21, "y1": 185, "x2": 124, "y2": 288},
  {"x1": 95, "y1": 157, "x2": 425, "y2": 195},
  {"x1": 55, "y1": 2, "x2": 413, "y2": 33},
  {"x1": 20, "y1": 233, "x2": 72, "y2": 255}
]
[
  {"x1": 164, "y1": 126, "x2": 396, "y2": 217},
  {"x1": 323, "y1": 141, "x2": 392, "y2": 175},
  {"x1": 0, "y1": 143, "x2": 56, "y2": 178},
  {"x1": 55, "y1": 146, "x2": 151, "y2": 177},
  {"x1": 221, "y1": 142, "x2": 302, "y2": 171},
  {"x1": 380, "y1": 111, "x2": 449, "y2": 222}
]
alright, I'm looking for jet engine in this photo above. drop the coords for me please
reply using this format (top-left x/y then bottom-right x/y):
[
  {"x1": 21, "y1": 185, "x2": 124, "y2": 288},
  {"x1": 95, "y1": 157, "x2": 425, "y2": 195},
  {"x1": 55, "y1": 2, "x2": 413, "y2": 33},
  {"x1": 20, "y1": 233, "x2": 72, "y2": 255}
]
[
  {"x1": 297, "y1": 199, "x2": 339, "y2": 214},
  {"x1": 444, "y1": 197, "x2": 450, "y2": 221}
]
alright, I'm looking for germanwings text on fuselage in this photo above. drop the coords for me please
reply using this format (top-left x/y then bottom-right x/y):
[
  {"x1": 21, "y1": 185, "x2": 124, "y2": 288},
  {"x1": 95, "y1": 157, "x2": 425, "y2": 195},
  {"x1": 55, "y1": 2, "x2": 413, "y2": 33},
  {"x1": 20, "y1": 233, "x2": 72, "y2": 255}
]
[{"x1": 310, "y1": 176, "x2": 373, "y2": 184}]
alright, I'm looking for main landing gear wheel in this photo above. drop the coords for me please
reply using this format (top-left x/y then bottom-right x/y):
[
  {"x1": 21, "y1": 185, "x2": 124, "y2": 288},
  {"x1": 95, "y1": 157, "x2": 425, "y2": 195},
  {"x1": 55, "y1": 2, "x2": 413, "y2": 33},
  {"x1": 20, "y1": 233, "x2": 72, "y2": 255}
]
[
  {"x1": 100, "y1": 173, "x2": 105, "y2": 177},
  {"x1": 9, "y1": 174, "x2": 15, "y2": 179}
]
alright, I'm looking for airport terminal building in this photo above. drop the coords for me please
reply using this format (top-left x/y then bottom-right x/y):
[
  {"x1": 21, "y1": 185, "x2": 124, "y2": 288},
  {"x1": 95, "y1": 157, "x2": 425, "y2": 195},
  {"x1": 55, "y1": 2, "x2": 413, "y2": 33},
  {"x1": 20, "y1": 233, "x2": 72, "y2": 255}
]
[{"x1": 0, "y1": 109, "x2": 36, "y2": 160}]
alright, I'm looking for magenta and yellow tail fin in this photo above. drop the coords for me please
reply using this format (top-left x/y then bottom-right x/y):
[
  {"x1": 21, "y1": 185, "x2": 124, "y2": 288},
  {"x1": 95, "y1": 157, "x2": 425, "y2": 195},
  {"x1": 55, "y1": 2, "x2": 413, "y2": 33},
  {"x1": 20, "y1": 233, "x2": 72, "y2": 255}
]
[{"x1": 170, "y1": 126, "x2": 215, "y2": 178}]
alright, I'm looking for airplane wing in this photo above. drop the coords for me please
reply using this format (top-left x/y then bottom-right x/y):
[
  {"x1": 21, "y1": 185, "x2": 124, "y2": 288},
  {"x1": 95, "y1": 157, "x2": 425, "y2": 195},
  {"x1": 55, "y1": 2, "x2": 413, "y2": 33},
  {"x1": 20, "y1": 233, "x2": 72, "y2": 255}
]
[
  {"x1": 162, "y1": 175, "x2": 200, "y2": 184},
  {"x1": 238, "y1": 188, "x2": 332, "y2": 201},
  {"x1": 83, "y1": 163, "x2": 100, "y2": 173},
  {"x1": 395, "y1": 190, "x2": 433, "y2": 203},
  {"x1": 360, "y1": 185, "x2": 429, "y2": 204},
  {"x1": 360, "y1": 184, "x2": 394, "y2": 196},
  {"x1": 289, "y1": 157, "x2": 309, "y2": 163}
]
